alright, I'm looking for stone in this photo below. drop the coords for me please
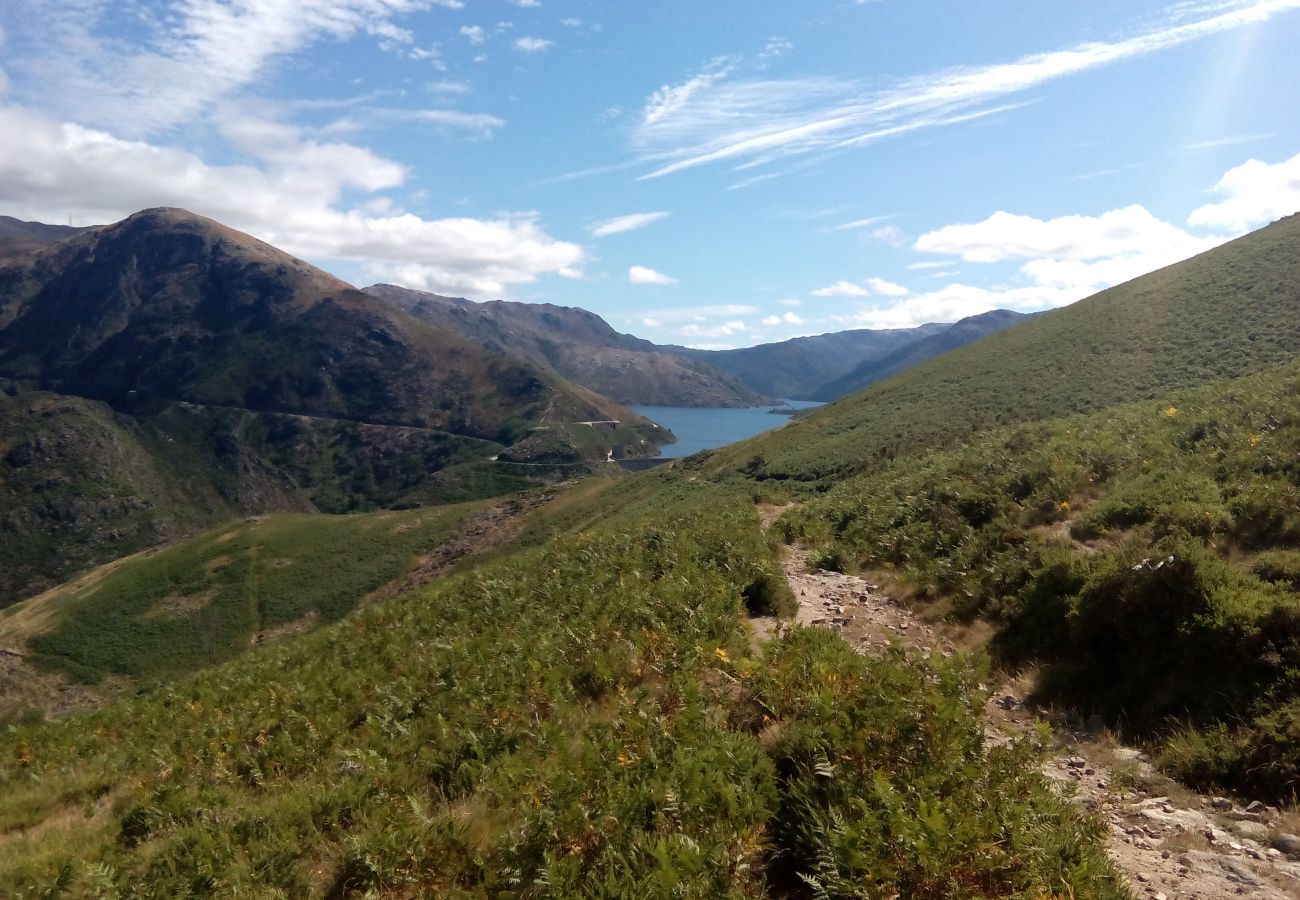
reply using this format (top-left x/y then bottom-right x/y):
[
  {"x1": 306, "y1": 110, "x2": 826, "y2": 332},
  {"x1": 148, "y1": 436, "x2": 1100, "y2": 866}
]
[
  {"x1": 1246, "y1": 800, "x2": 1266, "y2": 814},
  {"x1": 1211, "y1": 796, "x2": 1234, "y2": 812},
  {"x1": 1231, "y1": 820, "x2": 1271, "y2": 843},
  {"x1": 1272, "y1": 832, "x2": 1300, "y2": 855},
  {"x1": 1067, "y1": 756, "x2": 1087, "y2": 769}
]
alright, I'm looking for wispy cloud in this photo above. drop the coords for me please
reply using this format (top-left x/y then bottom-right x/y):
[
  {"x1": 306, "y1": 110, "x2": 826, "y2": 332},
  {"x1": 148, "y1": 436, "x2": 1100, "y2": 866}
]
[
  {"x1": 11, "y1": 0, "x2": 471, "y2": 135},
  {"x1": 625, "y1": 1, "x2": 1300, "y2": 181},
  {"x1": 1181, "y1": 132, "x2": 1273, "y2": 152},
  {"x1": 589, "y1": 211, "x2": 671, "y2": 237},
  {"x1": 827, "y1": 214, "x2": 895, "y2": 232}
]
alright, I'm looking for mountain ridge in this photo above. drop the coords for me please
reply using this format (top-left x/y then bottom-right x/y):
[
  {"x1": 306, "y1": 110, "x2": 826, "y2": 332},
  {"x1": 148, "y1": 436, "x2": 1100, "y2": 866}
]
[{"x1": 365, "y1": 283, "x2": 767, "y2": 407}]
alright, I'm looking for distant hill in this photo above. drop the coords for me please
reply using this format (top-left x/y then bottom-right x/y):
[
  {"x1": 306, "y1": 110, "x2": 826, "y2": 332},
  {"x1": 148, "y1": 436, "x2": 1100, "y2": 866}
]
[
  {"x1": 725, "y1": 212, "x2": 1300, "y2": 479},
  {"x1": 677, "y1": 324, "x2": 949, "y2": 400},
  {"x1": 0, "y1": 215, "x2": 97, "y2": 264},
  {"x1": 0, "y1": 209, "x2": 658, "y2": 604},
  {"x1": 365, "y1": 284, "x2": 765, "y2": 407},
  {"x1": 813, "y1": 309, "x2": 1027, "y2": 400}
]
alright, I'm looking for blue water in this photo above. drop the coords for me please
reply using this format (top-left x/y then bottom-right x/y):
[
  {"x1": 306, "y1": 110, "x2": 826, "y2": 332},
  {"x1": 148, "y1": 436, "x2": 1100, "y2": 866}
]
[{"x1": 632, "y1": 400, "x2": 823, "y2": 458}]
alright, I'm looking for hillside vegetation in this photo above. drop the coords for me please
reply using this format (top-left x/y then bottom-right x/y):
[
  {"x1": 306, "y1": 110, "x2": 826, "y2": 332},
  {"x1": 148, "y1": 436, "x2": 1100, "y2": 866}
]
[
  {"x1": 737, "y1": 213, "x2": 1300, "y2": 478},
  {"x1": 1, "y1": 503, "x2": 483, "y2": 697},
  {"x1": 769, "y1": 358, "x2": 1300, "y2": 799},
  {"x1": 0, "y1": 482, "x2": 1124, "y2": 897}
]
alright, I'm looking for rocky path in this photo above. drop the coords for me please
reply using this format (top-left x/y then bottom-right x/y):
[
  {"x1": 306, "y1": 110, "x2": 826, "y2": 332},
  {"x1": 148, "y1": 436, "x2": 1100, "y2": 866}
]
[{"x1": 756, "y1": 507, "x2": 1300, "y2": 899}]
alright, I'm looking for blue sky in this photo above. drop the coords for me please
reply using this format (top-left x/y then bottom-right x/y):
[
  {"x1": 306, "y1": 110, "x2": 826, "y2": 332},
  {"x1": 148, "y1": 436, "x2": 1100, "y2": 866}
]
[{"x1": 2, "y1": 0, "x2": 1299, "y2": 348}]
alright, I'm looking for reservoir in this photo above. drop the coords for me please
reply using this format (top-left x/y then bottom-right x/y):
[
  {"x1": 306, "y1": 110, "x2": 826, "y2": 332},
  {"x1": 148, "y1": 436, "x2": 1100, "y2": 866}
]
[{"x1": 632, "y1": 400, "x2": 824, "y2": 459}]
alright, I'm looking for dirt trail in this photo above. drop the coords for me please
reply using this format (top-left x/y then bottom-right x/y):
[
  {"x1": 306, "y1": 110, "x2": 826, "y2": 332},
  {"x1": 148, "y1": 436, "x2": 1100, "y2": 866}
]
[{"x1": 756, "y1": 505, "x2": 1300, "y2": 899}]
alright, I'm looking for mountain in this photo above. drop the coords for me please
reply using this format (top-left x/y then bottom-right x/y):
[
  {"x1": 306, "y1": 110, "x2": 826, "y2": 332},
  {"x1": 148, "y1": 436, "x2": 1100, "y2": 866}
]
[
  {"x1": 732, "y1": 212, "x2": 1300, "y2": 478},
  {"x1": 0, "y1": 215, "x2": 96, "y2": 264},
  {"x1": 677, "y1": 324, "x2": 949, "y2": 400},
  {"x1": 812, "y1": 309, "x2": 1027, "y2": 400},
  {"x1": 0, "y1": 209, "x2": 659, "y2": 605},
  {"x1": 365, "y1": 283, "x2": 765, "y2": 407},
  {"x1": 0, "y1": 209, "x2": 639, "y2": 434}
]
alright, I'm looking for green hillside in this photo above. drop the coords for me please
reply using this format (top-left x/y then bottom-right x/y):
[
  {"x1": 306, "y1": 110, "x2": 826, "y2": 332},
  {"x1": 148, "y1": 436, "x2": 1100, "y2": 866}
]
[
  {"x1": 0, "y1": 482, "x2": 1123, "y2": 897},
  {"x1": 1, "y1": 503, "x2": 482, "y2": 694},
  {"x1": 737, "y1": 212, "x2": 1300, "y2": 479},
  {"x1": 773, "y1": 358, "x2": 1300, "y2": 799}
]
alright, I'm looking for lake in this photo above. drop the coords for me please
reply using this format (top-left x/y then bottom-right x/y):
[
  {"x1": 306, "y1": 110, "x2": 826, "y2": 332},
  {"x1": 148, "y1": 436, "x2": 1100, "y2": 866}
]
[{"x1": 632, "y1": 400, "x2": 824, "y2": 459}]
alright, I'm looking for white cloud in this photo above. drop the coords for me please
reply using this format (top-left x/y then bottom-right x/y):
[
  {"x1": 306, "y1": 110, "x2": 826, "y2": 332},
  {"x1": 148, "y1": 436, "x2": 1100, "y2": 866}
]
[
  {"x1": 427, "y1": 80, "x2": 472, "y2": 95},
  {"x1": 681, "y1": 320, "x2": 747, "y2": 338},
  {"x1": 588, "y1": 211, "x2": 671, "y2": 237},
  {"x1": 640, "y1": 317, "x2": 662, "y2": 328},
  {"x1": 635, "y1": 304, "x2": 757, "y2": 323},
  {"x1": 762, "y1": 311, "x2": 805, "y2": 326},
  {"x1": 512, "y1": 0, "x2": 542, "y2": 6},
  {"x1": 780, "y1": 298, "x2": 802, "y2": 306},
  {"x1": 916, "y1": 204, "x2": 1217, "y2": 263},
  {"x1": 0, "y1": 105, "x2": 583, "y2": 298},
  {"x1": 866, "y1": 277, "x2": 908, "y2": 297},
  {"x1": 833, "y1": 284, "x2": 1050, "y2": 329},
  {"x1": 401, "y1": 108, "x2": 506, "y2": 136},
  {"x1": 513, "y1": 36, "x2": 554, "y2": 53},
  {"x1": 889, "y1": 191, "x2": 1253, "y2": 327},
  {"x1": 460, "y1": 25, "x2": 486, "y2": 44},
  {"x1": 811, "y1": 280, "x2": 870, "y2": 297},
  {"x1": 629, "y1": 265, "x2": 678, "y2": 286},
  {"x1": 625, "y1": 1, "x2": 1300, "y2": 181},
  {"x1": 870, "y1": 225, "x2": 907, "y2": 248},
  {"x1": 367, "y1": 20, "x2": 413, "y2": 43},
  {"x1": 1188, "y1": 151, "x2": 1300, "y2": 231}
]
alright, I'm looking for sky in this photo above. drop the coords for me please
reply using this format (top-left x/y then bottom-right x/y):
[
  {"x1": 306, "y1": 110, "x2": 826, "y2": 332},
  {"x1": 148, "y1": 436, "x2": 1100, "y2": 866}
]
[{"x1": 1, "y1": 1, "x2": 1299, "y2": 349}]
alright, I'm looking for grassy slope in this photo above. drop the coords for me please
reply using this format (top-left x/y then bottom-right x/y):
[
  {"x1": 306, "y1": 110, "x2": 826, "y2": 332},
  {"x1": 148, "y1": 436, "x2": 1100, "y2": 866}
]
[
  {"x1": 772, "y1": 358, "x2": 1300, "y2": 799},
  {"x1": 1, "y1": 504, "x2": 482, "y2": 690},
  {"x1": 736, "y1": 213, "x2": 1300, "y2": 478},
  {"x1": 0, "y1": 480, "x2": 1125, "y2": 898}
]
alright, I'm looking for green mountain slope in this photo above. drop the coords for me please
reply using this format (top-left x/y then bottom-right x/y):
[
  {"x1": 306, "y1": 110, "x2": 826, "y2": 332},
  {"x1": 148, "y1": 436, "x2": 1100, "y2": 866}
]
[
  {"x1": 736, "y1": 212, "x2": 1300, "y2": 479},
  {"x1": 814, "y1": 309, "x2": 1027, "y2": 400},
  {"x1": 0, "y1": 481, "x2": 1123, "y2": 897},
  {"x1": 677, "y1": 324, "x2": 949, "y2": 400},
  {"x1": 779, "y1": 357, "x2": 1300, "y2": 800},
  {"x1": 367, "y1": 283, "x2": 765, "y2": 407},
  {"x1": 0, "y1": 503, "x2": 484, "y2": 710}
]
